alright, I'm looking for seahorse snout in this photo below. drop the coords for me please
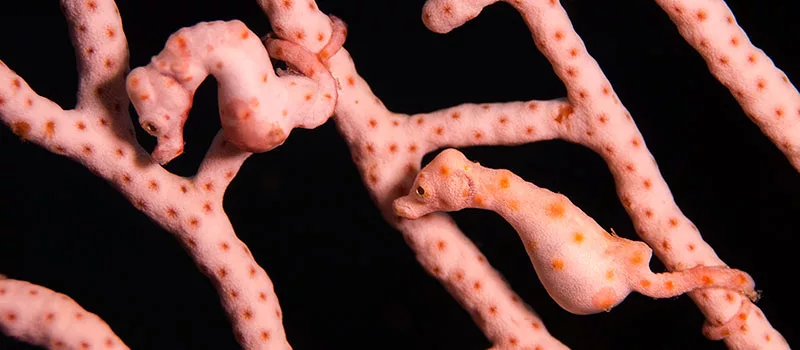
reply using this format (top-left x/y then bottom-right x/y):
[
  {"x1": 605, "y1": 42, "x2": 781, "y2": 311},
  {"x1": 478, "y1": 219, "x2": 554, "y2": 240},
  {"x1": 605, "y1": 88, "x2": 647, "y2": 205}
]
[
  {"x1": 152, "y1": 136, "x2": 185, "y2": 165},
  {"x1": 393, "y1": 196, "x2": 425, "y2": 219}
]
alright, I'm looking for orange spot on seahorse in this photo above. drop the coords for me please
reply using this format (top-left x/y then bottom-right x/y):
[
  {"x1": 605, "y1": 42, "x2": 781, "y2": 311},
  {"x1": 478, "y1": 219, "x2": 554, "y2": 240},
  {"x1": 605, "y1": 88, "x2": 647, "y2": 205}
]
[
  {"x1": 592, "y1": 287, "x2": 617, "y2": 311},
  {"x1": 546, "y1": 201, "x2": 565, "y2": 219},
  {"x1": 498, "y1": 176, "x2": 510, "y2": 189},
  {"x1": 551, "y1": 259, "x2": 565, "y2": 271}
]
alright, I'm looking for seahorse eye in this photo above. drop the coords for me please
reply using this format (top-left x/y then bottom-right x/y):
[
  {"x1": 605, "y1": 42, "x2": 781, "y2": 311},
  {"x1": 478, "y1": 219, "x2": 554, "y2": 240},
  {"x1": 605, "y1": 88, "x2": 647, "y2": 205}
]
[
  {"x1": 416, "y1": 186, "x2": 425, "y2": 196},
  {"x1": 142, "y1": 122, "x2": 158, "y2": 134}
]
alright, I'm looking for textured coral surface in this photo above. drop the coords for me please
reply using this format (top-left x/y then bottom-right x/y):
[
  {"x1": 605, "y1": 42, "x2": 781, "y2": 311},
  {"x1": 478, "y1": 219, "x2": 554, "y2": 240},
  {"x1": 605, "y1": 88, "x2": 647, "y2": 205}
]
[{"x1": 0, "y1": 0, "x2": 797, "y2": 349}]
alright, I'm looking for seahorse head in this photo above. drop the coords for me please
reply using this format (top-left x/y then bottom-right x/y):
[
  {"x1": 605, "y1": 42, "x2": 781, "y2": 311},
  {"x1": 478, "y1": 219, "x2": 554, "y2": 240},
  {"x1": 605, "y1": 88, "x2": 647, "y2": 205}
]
[
  {"x1": 126, "y1": 67, "x2": 192, "y2": 165},
  {"x1": 394, "y1": 148, "x2": 477, "y2": 219}
]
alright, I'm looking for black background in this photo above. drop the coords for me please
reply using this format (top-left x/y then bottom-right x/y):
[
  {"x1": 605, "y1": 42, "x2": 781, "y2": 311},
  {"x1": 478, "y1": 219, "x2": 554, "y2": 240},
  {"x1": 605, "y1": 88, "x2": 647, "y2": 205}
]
[{"x1": 0, "y1": 0, "x2": 797, "y2": 349}]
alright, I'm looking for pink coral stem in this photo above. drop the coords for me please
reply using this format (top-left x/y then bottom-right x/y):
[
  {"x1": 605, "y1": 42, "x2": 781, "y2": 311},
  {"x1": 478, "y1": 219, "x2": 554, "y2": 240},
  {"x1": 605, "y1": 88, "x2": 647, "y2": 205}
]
[
  {"x1": 0, "y1": 278, "x2": 129, "y2": 349},
  {"x1": 656, "y1": 0, "x2": 800, "y2": 172},
  {"x1": 420, "y1": 0, "x2": 788, "y2": 348}
]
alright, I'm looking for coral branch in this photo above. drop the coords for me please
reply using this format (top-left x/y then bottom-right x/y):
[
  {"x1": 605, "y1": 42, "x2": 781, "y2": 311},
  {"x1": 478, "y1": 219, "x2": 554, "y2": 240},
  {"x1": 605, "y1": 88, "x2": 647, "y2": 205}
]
[
  {"x1": 421, "y1": 0, "x2": 788, "y2": 348},
  {"x1": 394, "y1": 149, "x2": 757, "y2": 314},
  {"x1": 329, "y1": 49, "x2": 569, "y2": 348},
  {"x1": 0, "y1": 59, "x2": 289, "y2": 346},
  {"x1": 261, "y1": 33, "x2": 570, "y2": 350},
  {"x1": 61, "y1": 0, "x2": 131, "y2": 121},
  {"x1": 0, "y1": 0, "x2": 136, "y2": 174},
  {"x1": 656, "y1": 0, "x2": 800, "y2": 171},
  {"x1": 1, "y1": 2, "x2": 302, "y2": 349},
  {"x1": 255, "y1": 1, "x2": 571, "y2": 347},
  {"x1": 196, "y1": 132, "x2": 253, "y2": 193},
  {"x1": 1, "y1": 0, "x2": 793, "y2": 348},
  {"x1": 0, "y1": 278, "x2": 128, "y2": 349},
  {"x1": 401, "y1": 214, "x2": 569, "y2": 349},
  {"x1": 406, "y1": 100, "x2": 569, "y2": 154},
  {"x1": 256, "y1": 0, "x2": 335, "y2": 54}
]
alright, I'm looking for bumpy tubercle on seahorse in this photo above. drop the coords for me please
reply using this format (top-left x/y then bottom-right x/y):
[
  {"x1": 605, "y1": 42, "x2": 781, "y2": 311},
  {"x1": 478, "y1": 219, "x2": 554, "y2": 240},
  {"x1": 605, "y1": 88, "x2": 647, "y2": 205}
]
[
  {"x1": 126, "y1": 16, "x2": 347, "y2": 164},
  {"x1": 394, "y1": 148, "x2": 758, "y2": 315}
]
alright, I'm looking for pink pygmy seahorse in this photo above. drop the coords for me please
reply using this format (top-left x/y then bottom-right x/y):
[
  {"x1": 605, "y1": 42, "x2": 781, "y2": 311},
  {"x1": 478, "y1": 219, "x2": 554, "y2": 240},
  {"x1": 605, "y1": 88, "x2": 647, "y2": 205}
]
[
  {"x1": 394, "y1": 149, "x2": 757, "y2": 315},
  {"x1": 126, "y1": 16, "x2": 346, "y2": 164}
]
